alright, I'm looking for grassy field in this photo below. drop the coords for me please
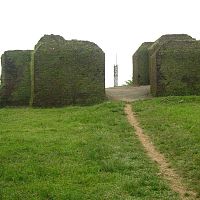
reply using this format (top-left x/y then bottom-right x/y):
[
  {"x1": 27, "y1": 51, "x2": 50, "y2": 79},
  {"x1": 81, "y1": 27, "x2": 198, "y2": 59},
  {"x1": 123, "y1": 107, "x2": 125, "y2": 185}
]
[
  {"x1": 0, "y1": 102, "x2": 178, "y2": 199},
  {"x1": 133, "y1": 96, "x2": 200, "y2": 197}
]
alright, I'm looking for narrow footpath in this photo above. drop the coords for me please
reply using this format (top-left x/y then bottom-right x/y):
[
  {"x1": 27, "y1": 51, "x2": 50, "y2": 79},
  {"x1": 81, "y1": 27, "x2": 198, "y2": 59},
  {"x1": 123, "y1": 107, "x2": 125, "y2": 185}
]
[{"x1": 125, "y1": 104, "x2": 198, "y2": 200}]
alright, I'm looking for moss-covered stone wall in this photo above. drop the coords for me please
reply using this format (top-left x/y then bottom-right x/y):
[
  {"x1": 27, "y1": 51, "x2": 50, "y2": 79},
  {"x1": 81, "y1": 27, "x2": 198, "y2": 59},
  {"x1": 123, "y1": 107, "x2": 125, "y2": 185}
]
[
  {"x1": 149, "y1": 34, "x2": 195, "y2": 95},
  {"x1": 0, "y1": 50, "x2": 32, "y2": 106},
  {"x1": 132, "y1": 42, "x2": 153, "y2": 85},
  {"x1": 151, "y1": 40, "x2": 200, "y2": 96},
  {"x1": 31, "y1": 35, "x2": 105, "y2": 107},
  {"x1": 148, "y1": 34, "x2": 195, "y2": 56}
]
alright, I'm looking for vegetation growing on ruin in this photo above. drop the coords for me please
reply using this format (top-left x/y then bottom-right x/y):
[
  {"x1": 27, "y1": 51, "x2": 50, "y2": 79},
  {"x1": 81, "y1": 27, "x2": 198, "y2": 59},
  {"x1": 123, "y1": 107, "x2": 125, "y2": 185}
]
[
  {"x1": 151, "y1": 40, "x2": 200, "y2": 96},
  {"x1": 0, "y1": 34, "x2": 105, "y2": 107},
  {"x1": 132, "y1": 42, "x2": 153, "y2": 85},
  {"x1": 31, "y1": 35, "x2": 105, "y2": 107},
  {"x1": 0, "y1": 50, "x2": 32, "y2": 106}
]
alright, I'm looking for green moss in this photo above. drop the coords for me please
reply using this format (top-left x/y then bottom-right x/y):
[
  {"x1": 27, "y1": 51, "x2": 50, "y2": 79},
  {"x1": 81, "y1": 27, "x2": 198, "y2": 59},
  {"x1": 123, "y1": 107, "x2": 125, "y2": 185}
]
[
  {"x1": 148, "y1": 34, "x2": 195, "y2": 56},
  {"x1": 0, "y1": 34, "x2": 105, "y2": 107},
  {"x1": 0, "y1": 50, "x2": 32, "y2": 106},
  {"x1": 151, "y1": 40, "x2": 200, "y2": 96},
  {"x1": 132, "y1": 42, "x2": 153, "y2": 85},
  {"x1": 31, "y1": 35, "x2": 105, "y2": 107},
  {"x1": 29, "y1": 50, "x2": 35, "y2": 106},
  {"x1": 149, "y1": 34, "x2": 196, "y2": 95}
]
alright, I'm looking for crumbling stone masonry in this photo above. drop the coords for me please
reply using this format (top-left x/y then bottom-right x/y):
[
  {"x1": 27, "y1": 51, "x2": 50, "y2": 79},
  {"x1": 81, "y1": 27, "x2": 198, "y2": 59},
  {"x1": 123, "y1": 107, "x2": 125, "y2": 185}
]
[
  {"x1": 132, "y1": 42, "x2": 153, "y2": 85},
  {"x1": 148, "y1": 34, "x2": 195, "y2": 57},
  {"x1": 150, "y1": 40, "x2": 200, "y2": 96},
  {"x1": 0, "y1": 35, "x2": 105, "y2": 107},
  {"x1": 30, "y1": 35, "x2": 105, "y2": 107},
  {"x1": 148, "y1": 34, "x2": 195, "y2": 95},
  {"x1": 0, "y1": 50, "x2": 32, "y2": 106}
]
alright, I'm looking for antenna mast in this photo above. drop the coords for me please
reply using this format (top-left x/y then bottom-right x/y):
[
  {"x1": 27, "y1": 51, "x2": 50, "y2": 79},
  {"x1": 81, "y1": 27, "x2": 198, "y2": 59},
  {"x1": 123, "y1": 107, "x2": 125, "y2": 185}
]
[{"x1": 114, "y1": 54, "x2": 118, "y2": 87}]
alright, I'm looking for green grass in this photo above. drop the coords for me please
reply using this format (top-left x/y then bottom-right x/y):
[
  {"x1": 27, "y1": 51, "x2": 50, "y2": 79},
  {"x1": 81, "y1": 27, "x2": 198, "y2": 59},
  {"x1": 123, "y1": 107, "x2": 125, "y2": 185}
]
[
  {"x1": 133, "y1": 96, "x2": 200, "y2": 197},
  {"x1": 0, "y1": 102, "x2": 179, "y2": 199}
]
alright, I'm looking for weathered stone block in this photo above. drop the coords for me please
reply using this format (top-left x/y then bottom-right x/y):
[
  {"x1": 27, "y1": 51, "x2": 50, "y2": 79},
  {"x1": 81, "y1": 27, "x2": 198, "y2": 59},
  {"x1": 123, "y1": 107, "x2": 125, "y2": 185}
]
[
  {"x1": 0, "y1": 50, "x2": 32, "y2": 106},
  {"x1": 30, "y1": 35, "x2": 105, "y2": 107},
  {"x1": 149, "y1": 34, "x2": 195, "y2": 94},
  {"x1": 132, "y1": 42, "x2": 153, "y2": 85},
  {"x1": 151, "y1": 40, "x2": 200, "y2": 96}
]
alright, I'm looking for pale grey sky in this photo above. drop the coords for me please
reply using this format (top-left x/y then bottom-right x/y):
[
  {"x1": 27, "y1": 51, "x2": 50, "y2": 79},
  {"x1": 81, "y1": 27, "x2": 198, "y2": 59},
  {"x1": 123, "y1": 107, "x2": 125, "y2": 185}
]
[{"x1": 1, "y1": 0, "x2": 200, "y2": 87}]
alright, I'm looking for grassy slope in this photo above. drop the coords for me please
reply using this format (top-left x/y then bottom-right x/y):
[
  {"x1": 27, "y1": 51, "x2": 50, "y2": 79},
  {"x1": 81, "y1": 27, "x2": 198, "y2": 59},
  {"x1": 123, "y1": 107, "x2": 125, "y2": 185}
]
[
  {"x1": 133, "y1": 96, "x2": 200, "y2": 197},
  {"x1": 0, "y1": 102, "x2": 178, "y2": 200}
]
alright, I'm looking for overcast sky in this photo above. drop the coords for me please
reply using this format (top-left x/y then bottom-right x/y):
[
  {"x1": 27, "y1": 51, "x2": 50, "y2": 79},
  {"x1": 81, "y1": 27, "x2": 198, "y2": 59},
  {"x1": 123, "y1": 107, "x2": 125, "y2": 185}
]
[{"x1": 1, "y1": 0, "x2": 200, "y2": 87}]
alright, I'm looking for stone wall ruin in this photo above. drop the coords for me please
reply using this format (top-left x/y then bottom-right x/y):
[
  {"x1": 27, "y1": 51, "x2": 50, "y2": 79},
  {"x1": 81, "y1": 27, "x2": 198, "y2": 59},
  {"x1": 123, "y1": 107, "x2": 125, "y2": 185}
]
[
  {"x1": 132, "y1": 42, "x2": 153, "y2": 85},
  {"x1": 148, "y1": 34, "x2": 196, "y2": 95},
  {"x1": 150, "y1": 40, "x2": 200, "y2": 96},
  {"x1": 0, "y1": 34, "x2": 105, "y2": 107},
  {"x1": 31, "y1": 35, "x2": 105, "y2": 107},
  {"x1": 0, "y1": 50, "x2": 32, "y2": 106},
  {"x1": 132, "y1": 34, "x2": 200, "y2": 97}
]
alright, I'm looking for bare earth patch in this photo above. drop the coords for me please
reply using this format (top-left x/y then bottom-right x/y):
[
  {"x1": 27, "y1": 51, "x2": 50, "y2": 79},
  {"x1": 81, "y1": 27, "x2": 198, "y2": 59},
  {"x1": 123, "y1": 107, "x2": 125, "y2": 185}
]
[
  {"x1": 125, "y1": 104, "x2": 198, "y2": 200},
  {"x1": 106, "y1": 85, "x2": 151, "y2": 102}
]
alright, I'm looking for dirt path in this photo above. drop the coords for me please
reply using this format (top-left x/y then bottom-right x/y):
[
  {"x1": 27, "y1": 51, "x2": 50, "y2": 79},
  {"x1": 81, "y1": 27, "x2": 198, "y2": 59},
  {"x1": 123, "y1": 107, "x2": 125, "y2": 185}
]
[
  {"x1": 125, "y1": 104, "x2": 197, "y2": 200},
  {"x1": 106, "y1": 85, "x2": 150, "y2": 102}
]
